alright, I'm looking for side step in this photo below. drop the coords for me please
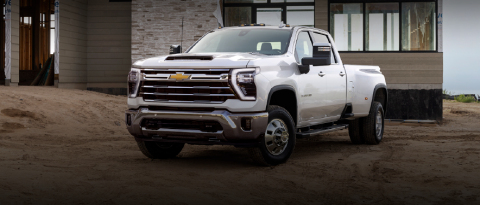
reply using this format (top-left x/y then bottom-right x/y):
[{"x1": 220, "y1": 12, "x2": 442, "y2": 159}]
[{"x1": 296, "y1": 124, "x2": 349, "y2": 138}]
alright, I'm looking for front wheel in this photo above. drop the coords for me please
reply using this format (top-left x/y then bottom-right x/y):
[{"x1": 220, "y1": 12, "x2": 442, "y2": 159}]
[
  {"x1": 249, "y1": 105, "x2": 296, "y2": 166},
  {"x1": 362, "y1": 101, "x2": 385, "y2": 145},
  {"x1": 137, "y1": 141, "x2": 185, "y2": 159}
]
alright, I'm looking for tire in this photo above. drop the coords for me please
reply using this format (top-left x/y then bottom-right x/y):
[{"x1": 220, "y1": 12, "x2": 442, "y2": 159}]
[
  {"x1": 348, "y1": 118, "x2": 364, "y2": 144},
  {"x1": 137, "y1": 141, "x2": 185, "y2": 159},
  {"x1": 361, "y1": 101, "x2": 384, "y2": 145},
  {"x1": 249, "y1": 105, "x2": 296, "y2": 166}
]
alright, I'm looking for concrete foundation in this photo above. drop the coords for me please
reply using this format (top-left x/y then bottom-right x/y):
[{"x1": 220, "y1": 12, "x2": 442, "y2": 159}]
[{"x1": 386, "y1": 84, "x2": 443, "y2": 121}]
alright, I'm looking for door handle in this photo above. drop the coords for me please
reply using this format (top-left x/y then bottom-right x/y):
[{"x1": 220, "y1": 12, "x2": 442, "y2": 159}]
[
  {"x1": 318, "y1": 71, "x2": 325, "y2": 77},
  {"x1": 339, "y1": 72, "x2": 345, "y2": 77}
]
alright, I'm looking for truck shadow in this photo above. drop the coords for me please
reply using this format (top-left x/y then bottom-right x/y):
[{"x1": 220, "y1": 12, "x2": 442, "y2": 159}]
[{"x1": 136, "y1": 136, "x2": 369, "y2": 168}]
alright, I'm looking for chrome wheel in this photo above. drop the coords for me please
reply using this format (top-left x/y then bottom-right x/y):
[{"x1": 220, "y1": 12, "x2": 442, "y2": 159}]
[
  {"x1": 375, "y1": 110, "x2": 383, "y2": 139},
  {"x1": 264, "y1": 119, "x2": 289, "y2": 156}
]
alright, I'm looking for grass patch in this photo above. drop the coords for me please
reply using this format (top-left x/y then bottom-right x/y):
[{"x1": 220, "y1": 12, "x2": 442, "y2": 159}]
[
  {"x1": 454, "y1": 94, "x2": 477, "y2": 103},
  {"x1": 443, "y1": 89, "x2": 454, "y2": 95}
]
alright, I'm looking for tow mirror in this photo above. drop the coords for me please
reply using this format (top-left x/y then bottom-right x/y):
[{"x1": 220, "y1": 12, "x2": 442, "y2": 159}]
[
  {"x1": 299, "y1": 43, "x2": 331, "y2": 74},
  {"x1": 169, "y1": 45, "x2": 182, "y2": 54}
]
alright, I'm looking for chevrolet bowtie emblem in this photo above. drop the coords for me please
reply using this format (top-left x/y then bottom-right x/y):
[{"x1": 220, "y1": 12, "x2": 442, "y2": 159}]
[{"x1": 170, "y1": 72, "x2": 190, "y2": 81}]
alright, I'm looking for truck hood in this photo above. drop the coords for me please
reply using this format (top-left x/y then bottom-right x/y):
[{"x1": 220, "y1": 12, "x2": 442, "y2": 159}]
[{"x1": 132, "y1": 53, "x2": 270, "y2": 69}]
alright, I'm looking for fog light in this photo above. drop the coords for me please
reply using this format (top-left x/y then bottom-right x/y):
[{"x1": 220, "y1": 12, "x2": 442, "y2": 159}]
[
  {"x1": 241, "y1": 118, "x2": 252, "y2": 131},
  {"x1": 126, "y1": 114, "x2": 132, "y2": 126}
]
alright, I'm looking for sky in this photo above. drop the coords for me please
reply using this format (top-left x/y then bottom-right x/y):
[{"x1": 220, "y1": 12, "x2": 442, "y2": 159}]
[{"x1": 443, "y1": 0, "x2": 480, "y2": 95}]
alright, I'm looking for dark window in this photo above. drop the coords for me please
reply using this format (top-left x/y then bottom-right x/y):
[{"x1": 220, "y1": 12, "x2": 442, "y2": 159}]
[
  {"x1": 225, "y1": 7, "x2": 252, "y2": 26},
  {"x1": 223, "y1": 0, "x2": 315, "y2": 27}
]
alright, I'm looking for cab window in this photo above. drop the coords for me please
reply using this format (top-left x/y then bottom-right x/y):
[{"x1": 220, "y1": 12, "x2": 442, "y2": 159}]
[
  {"x1": 295, "y1": 32, "x2": 313, "y2": 63},
  {"x1": 311, "y1": 32, "x2": 336, "y2": 64}
]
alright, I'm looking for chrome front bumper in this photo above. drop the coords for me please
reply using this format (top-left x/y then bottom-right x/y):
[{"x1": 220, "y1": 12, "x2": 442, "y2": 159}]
[{"x1": 125, "y1": 108, "x2": 269, "y2": 142}]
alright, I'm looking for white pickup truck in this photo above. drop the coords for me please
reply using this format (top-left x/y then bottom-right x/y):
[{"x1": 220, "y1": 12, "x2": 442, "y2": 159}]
[{"x1": 125, "y1": 24, "x2": 388, "y2": 166}]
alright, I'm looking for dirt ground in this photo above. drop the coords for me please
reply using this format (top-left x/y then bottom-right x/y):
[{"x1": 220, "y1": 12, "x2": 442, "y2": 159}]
[{"x1": 0, "y1": 86, "x2": 479, "y2": 205}]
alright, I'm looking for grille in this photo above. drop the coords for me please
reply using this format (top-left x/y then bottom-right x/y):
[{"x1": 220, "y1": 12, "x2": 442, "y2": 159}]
[
  {"x1": 142, "y1": 70, "x2": 226, "y2": 75},
  {"x1": 141, "y1": 119, "x2": 223, "y2": 132},
  {"x1": 138, "y1": 69, "x2": 239, "y2": 104}
]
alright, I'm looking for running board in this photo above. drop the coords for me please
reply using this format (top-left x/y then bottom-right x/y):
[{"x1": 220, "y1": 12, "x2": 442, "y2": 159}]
[{"x1": 296, "y1": 124, "x2": 349, "y2": 138}]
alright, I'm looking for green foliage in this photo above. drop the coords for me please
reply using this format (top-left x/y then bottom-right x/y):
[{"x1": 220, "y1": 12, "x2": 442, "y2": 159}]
[
  {"x1": 454, "y1": 94, "x2": 476, "y2": 103},
  {"x1": 443, "y1": 89, "x2": 454, "y2": 95}
]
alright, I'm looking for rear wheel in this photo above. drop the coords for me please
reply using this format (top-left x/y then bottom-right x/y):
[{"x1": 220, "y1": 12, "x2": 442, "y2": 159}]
[
  {"x1": 137, "y1": 141, "x2": 185, "y2": 159},
  {"x1": 249, "y1": 105, "x2": 296, "y2": 166},
  {"x1": 362, "y1": 101, "x2": 384, "y2": 145}
]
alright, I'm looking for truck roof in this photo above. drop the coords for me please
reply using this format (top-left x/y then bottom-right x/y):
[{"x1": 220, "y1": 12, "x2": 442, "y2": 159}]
[{"x1": 215, "y1": 25, "x2": 329, "y2": 35}]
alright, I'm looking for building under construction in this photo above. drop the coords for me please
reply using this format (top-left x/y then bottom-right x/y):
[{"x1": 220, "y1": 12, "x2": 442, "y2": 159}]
[{"x1": 2, "y1": 0, "x2": 443, "y2": 121}]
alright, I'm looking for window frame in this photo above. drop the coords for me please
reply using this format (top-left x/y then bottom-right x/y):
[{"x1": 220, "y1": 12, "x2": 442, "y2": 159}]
[
  {"x1": 328, "y1": 0, "x2": 438, "y2": 53},
  {"x1": 223, "y1": 0, "x2": 315, "y2": 27},
  {"x1": 294, "y1": 31, "x2": 314, "y2": 63},
  {"x1": 311, "y1": 32, "x2": 338, "y2": 64}
]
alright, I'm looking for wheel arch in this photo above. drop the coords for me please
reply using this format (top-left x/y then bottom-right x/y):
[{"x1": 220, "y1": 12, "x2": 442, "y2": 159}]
[
  {"x1": 267, "y1": 85, "x2": 298, "y2": 125},
  {"x1": 371, "y1": 83, "x2": 388, "y2": 116}
]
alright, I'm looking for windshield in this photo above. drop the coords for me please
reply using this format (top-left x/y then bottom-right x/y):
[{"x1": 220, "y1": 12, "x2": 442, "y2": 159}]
[{"x1": 187, "y1": 29, "x2": 293, "y2": 55}]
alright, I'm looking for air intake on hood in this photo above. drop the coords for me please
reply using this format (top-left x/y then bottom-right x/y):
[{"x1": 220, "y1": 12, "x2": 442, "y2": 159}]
[{"x1": 165, "y1": 56, "x2": 214, "y2": 61}]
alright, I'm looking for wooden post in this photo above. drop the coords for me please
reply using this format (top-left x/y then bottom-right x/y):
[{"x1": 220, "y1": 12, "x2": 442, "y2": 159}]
[
  {"x1": 1, "y1": 4, "x2": 4, "y2": 82},
  {"x1": 32, "y1": 0, "x2": 40, "y2": 70}
]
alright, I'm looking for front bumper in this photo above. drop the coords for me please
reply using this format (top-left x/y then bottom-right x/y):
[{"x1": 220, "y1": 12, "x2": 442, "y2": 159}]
[{"x1": 125, "y1": 108, "x2": 269, "y2": 144}]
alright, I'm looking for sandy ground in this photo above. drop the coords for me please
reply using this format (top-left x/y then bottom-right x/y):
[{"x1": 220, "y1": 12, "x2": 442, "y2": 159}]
[{"x1": 0, "y1": 86, "x2": 479, "y2": 204}]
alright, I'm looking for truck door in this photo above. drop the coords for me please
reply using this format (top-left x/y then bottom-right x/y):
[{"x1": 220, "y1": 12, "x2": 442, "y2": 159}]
[
  {"x1": 311, "y1": 32, "x2": 347, "y2": 120},
  {"x1": 295, "y1": 31, "x2": 327, "y2": 127}
]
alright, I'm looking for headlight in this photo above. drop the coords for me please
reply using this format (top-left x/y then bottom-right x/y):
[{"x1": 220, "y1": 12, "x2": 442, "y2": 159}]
[
  {"x1": 230, "y1": 68, "x2": 256, "y2": 101},
  {"x1": 128, "y1": 68, "x2": 141, "y2": 98}
]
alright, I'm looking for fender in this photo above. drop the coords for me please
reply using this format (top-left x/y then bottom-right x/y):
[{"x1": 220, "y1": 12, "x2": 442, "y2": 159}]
[
  {"x1": 371, "y1": 83, "x2": 388, "y2": 116},
  {"x1": 266, "y1": 85, "x2": 298, "y2": 123},
  {"x1": 267, "y1": 85, "x2": 297, "y2": 108}
]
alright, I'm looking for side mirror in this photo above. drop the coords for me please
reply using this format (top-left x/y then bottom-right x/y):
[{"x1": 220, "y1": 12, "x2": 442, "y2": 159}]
[
  {"x1": 301, "y1": 42, "x2": 331, "y2": 67},
  {"x1": 169, "y1": 45, "x2": 182, "y2": 54}
]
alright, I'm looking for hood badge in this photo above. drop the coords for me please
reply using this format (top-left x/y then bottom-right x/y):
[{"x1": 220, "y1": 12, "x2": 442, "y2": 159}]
[{"x1": 170, "y1": 72, "x2": 191, "y2": 81}]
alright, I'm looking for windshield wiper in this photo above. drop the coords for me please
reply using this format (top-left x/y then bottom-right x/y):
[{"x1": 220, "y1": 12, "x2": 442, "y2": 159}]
[{"x1": 249, "y1": 52, "x2": 266, "y2": 55}]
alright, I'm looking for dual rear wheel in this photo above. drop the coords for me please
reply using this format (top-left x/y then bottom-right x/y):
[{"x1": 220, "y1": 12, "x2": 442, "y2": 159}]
[{"x1": 348, "y1": 101, "x2": 385, "y2": 145}]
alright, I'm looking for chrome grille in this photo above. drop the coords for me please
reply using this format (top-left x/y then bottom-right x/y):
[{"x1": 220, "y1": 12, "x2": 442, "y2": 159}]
[{"x1": 138, "y1": 69, "x2": 238, "y2": 104}]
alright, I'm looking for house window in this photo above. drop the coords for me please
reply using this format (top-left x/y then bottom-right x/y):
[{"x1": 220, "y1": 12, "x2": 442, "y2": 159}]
[
  {"x1": 402, "y1": 2, "x2": 436, "y2": 51},
  {"x1": 50, "y1": 14, "x2": 55, "y2": 54},
  {"x1": 329, "y1": 1, "x2": 437, "y2": 52},
  {"x1": 330, "y1": 3, "x2": 363, "y2": 51},
  {"x1": 223, "y1": 0, "x2": 315, "y2": 27},
  {"x1": 287, "y1": 6, "x2": 314, "y2": 27},
  {"x1": 225, "y1": 7, "x2": 252, "y2": 27},
  {"x1": 366, "y1": 3, "x2": 399, "y2": 51}
]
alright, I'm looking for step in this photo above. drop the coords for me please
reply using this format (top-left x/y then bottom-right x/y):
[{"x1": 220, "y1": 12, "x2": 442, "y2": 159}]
[{"x1": 296, "y1": 124, "x2": 349, "y2": 138}]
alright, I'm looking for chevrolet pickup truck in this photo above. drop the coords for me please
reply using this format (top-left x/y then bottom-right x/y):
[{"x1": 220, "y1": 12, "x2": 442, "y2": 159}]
[{"x1": 125, "y1": 24, "x2": 388, "y2": 166}]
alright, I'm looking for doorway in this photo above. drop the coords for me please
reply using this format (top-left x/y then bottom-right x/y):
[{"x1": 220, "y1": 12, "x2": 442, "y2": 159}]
[{"x1": 19, "y1": 0, "x2": 55, "y2": 86}]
